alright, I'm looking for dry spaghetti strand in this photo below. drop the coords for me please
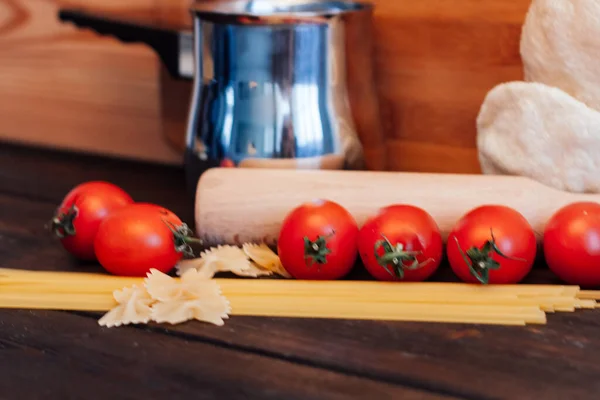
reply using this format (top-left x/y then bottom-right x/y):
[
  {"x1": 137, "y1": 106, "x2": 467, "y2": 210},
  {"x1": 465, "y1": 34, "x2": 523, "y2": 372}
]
[{"x1": 0, "y1": 268, "x2": 596, "y2": 327}]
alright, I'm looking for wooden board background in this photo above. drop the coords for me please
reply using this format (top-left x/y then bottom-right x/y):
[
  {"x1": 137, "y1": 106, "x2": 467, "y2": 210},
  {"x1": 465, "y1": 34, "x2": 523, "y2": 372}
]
[
  {"x1": 0, "y1": 0, "x2": 533, "y2": 172},
  {"x1": 0, "y1": 0, "x2": 182, "y2": 165}
]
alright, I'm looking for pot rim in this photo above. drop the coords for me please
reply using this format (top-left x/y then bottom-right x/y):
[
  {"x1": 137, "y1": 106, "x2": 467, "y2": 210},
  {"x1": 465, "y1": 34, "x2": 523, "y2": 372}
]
[{"x1": 190, "y1": 0, "x2": 373, "y2": 24}]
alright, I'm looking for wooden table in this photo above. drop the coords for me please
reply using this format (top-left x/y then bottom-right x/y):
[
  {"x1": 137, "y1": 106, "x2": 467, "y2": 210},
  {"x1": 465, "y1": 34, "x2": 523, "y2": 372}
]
[{"x1": 1, "y1": 143, "x2": 600, "y2": 400}]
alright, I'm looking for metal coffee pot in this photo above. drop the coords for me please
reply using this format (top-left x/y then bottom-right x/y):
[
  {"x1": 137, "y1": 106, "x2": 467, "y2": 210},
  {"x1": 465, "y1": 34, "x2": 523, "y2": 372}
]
[{"x1": 59, "y1": 1, "x2": 379, "y2": 191}]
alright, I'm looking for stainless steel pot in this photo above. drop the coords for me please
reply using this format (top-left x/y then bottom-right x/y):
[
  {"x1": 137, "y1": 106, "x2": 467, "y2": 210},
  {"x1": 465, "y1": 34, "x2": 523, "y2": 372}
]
[{"x1": 59, "y1": 1, "x2": 381, "y2": 193}]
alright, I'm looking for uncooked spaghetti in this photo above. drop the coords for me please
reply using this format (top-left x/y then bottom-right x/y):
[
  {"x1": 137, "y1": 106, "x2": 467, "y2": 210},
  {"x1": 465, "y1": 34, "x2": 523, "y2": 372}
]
[{"x1": 0, "y1": 268, "x2": 597, "y2": 327}]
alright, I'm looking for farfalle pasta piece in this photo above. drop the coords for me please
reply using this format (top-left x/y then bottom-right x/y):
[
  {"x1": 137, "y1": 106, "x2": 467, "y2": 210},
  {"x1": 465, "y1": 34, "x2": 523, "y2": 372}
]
[
  {"x1": 175, "y1": 253, "x2": 219, "y2": 278},
  {"x1": 176, "y1": 245, "x2": 272, "y2": 278},
  {"x1": 179, "y1": 268, "x2": 225, "y2": 297},
  {"x1": 231, "y1": 263, "x2": 274, "y2": 277},
  {"x1": 98, "y1": 284, "x2": 155, "y2": 328},
  {"x1": 144, "y1": 268, "x2": 230, "y2": 326},
  {"x1": 201, "y1": 245, "x2": 265, "y2": 277},
  {"x1": 150, "y1": 300, "x2": 194, "y2": 325},
  {"x1": 144, "y1": 268, "x2": 203, "y2": 300},
  {"x1": 151, "y1": 296, "x2": 230, "y2": 326},
  {"x1": 144, "y1": 269, "x2": 186, "y2": 301},
  {"x1": 243, "y1": 243, "x2": 291, "y2": 278}
]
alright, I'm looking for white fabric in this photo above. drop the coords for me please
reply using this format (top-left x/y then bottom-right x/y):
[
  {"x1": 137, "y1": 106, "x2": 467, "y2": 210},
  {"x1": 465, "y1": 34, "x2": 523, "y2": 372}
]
[
  {"x1": 476, "y1": 0, "x2": 600, "y2": 193},
  {"x1": 477, "y1": 81, "x2": 600, "y2": 193},
  {"x1": 521, "y1": 0, "x2": 600, "y2": 110}
]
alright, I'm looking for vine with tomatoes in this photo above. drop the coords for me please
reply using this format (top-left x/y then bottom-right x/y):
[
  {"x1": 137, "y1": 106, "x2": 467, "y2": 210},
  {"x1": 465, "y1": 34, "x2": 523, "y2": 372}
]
[{"x1": 50, "y1": 181, "x2": 600, "y2": 288}]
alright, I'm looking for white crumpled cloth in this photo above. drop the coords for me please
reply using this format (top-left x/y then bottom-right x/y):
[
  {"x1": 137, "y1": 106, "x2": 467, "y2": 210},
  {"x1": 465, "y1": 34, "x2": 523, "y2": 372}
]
[{"x1": 477, "y1": 0, "x2": 600, "y2": 193}]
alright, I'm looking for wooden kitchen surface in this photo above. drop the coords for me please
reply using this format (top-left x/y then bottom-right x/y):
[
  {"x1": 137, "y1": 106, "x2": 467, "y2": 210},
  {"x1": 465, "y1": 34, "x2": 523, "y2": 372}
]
[{"x1": 1, "y1": 142, "x2": 600, "y2": 399}]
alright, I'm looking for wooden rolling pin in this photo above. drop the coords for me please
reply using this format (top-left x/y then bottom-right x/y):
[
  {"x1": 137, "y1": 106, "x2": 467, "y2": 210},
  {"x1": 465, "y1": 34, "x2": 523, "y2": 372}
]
[{"x1": 194, "y1": 168, "x2": 599, "y2": 247}]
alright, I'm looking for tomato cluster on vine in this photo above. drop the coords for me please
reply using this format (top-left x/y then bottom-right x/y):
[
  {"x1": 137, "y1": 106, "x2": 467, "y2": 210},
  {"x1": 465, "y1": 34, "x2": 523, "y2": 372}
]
[{"x1": 277, "y1": 199, "x2": 600, "y2": 287}]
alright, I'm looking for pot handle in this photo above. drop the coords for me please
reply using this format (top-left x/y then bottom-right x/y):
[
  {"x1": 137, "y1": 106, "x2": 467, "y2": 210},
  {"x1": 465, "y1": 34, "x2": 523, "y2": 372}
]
[{"x1": 58, "y1": 9, "x2": 193, "y2": 80}]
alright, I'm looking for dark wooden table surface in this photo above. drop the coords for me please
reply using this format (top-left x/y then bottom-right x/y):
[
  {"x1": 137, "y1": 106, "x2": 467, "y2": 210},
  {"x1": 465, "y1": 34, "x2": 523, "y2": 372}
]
[{"x1": 1, "y1": 143, "x2": 600, "y2": 400}]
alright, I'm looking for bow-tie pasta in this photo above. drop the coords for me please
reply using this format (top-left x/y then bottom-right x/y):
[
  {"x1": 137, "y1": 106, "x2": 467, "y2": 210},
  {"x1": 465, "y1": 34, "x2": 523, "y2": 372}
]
[{"x1": 98, "y1": 285, "x2": 154, "y2": 328}]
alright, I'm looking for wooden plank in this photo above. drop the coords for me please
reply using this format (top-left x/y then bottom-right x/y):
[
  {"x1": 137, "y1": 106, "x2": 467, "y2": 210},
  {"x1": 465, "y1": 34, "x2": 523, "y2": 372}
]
[
  {"x1": 370, "y1": 0, "x2": 529, "y2": 173},
  {"x1": 0, "y1": 142, "x2": 192, "y2": 220},
  {"x1": 0, "y1": 310, "x2": 450, "y2": 399},
  {"x1": 0, "y1": 0, "x2": 181, "y2": 165},
  {"x1": 385, "y1": 140, "x2": 481, "y2": 174},
  {"x1": 370, "y1": 0, "x2": 532, "y2": 24},
  {"x1": 171, "y1": 312, "x2": 600, "y2": 399},
  {"x1": 377, "y1": 66, "x2": 522, "y2": 146}
]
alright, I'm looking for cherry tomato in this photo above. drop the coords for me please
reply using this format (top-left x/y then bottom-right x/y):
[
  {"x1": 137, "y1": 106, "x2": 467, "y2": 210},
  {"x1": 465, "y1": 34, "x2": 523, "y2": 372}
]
[
  {"x1": 51, "y1": 181, "x2": 134, "y2": 260},
  {"x1": 447, "y1": 205, "x2": 536, "y2": 284},
  {"x1": 220, "y1": 159, "x2": 235, "y2": 168},
  {"x1": 94, "y1": 204, "x2": 199, "y2": 277},
  {"x1": 130, "y1": 203, "x2": 182, "y2": 224},
  {"x1": 277, "y1": 199, "x2": 359, "y2": 280},
  {"x1": 358, "y1": 205, "x2": 443, "y2": 282},
  {"x1": 543, "y1": 202, "x2": 600, "y2": 287}
]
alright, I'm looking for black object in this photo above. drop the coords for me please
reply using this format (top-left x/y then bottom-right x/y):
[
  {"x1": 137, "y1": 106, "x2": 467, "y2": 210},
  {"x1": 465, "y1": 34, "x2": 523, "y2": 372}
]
[{"x1": 58, "y1": 9, "x2": 189, "y2": 80}]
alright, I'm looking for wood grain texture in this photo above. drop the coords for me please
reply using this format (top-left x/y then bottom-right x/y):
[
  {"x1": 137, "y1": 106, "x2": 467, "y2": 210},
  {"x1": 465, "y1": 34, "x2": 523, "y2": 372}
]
[
  {"x1": 0, "y1": 0, "x2": 181, "y2": 165},
  {"x1": 193, "y1": 167, "x2": 597, "y2": 246},
  {"x1": 2, "y1": 144, "x2": 600, "y2": 399},
  {"x1": 1, "y1": 310, "x2": 445, "y2": 400},
  {"x1": 0, "y1": 141, "x2": 192, "y2": 220},
  {"x1": 371, "y1": 0, "x2": 531, "y2": 172}
]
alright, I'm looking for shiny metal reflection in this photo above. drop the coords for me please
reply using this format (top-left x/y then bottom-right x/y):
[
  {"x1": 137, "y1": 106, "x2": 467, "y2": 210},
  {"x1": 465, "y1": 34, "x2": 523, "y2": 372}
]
[{"x1": 185, "y1": 1, "x2": 370, "y2": 189}]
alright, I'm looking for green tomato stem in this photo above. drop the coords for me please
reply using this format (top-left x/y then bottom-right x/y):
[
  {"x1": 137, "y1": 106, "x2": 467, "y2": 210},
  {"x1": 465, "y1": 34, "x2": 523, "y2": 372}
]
[
  {"x1": 374, "y1": 234, "x2": 432, "y2": 279},
  {"x1": 50, "y1": 204, "x2": 78, "y2": 238},
  {"x1": 304, "y1": 230, "x2": 335, "y2": 268},
  {"x1": 162, "y1": 219, "x2": 202, "y2": 258},
  {"x1": 454, "y1": 228, "x2": 526, "y2": 285}
]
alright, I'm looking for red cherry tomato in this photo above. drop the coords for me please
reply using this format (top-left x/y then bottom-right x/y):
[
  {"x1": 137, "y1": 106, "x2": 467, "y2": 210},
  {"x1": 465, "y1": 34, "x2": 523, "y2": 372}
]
[
  {"x1": 543, "y1": 202, "x2": 600, "y2": 287},
  {"x1": 277, "y1": 199, "x2": 359, "y2": 280},
  {"x1": 130, "y1": 203, "x2": 182, "y2": 224},
  {"x1": 447, "y1": 205, "x2": 536, "y2": 284},
  {"x1": 51, "y1": 181, "x2": 134, "y2": 260},
  {"x1": 94, "y1": 204, "x2": 199, "y2": 277},
  {"x1": 220, "y1": 159, "x2": 235, "y2": 168},
  {"x1": 358, "y1": 205, "x2": 443, "y2": 282}
]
